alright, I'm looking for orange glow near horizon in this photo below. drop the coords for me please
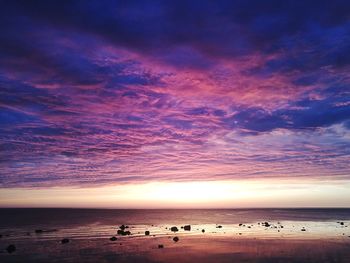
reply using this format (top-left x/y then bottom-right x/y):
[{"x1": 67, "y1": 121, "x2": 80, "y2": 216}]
[{"x1": 1, "y1": 179, "x2": 350, "y2": 209}]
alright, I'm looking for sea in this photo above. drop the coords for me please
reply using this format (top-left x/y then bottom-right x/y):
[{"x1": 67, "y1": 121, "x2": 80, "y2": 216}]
[{"x1": 1, "y1": 208, "x2": 350, "y2": 262}]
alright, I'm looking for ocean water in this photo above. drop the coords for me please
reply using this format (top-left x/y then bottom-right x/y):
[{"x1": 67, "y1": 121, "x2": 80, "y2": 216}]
[{"x1": 1, "y1": 208, "x2": 350, "y2": 262}]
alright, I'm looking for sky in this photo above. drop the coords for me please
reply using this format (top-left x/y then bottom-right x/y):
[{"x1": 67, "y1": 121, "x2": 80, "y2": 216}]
[{"x1": 0, "y1": 0, "x2": 350, "y2": 208}]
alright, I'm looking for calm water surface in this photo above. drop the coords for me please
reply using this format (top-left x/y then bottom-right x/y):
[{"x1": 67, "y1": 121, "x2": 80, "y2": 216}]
[{"x1": 1, "y1": 209, "x2": 350, "y2": 262}]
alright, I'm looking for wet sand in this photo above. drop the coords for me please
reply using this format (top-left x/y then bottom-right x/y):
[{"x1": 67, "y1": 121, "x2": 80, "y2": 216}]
[{"x1": 1, "y1": 235, "x2": 350, "y2": 263}]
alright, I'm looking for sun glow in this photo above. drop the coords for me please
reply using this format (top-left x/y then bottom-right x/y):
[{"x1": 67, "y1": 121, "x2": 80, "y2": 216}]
[{"x1": 1, "y1": 180, "x2": 350, "y2": 208}]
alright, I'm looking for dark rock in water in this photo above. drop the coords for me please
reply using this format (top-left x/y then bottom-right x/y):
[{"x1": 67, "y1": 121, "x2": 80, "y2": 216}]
[
  {"x1": 117, "y1": 229, "x2": 131, "y2": 236},
  {"x1": 173, "y1": 236, "x2": 179, "y2": 242},
  {"x1": 6, "y1": 244, "x2": 16, "y2": 254},
  {"x1": 35, "y1": 229, "x2": 57, "y2": 234},
  {"x1": 158, "y1": 244, "x2": 164, "y2": 248},
  {"x1": 202, "y1": 229, "x2": 205, "y2": 233},
  {"x1": 119, "y1": 225, "x2": 129, "y2": 230},
  {"x1": 216, "y1": 225, "x2": 222, "y2": 228},
  {"x1": 239, "y1": 223, "x2": 243, "y2": 226},
  {"x1": 110, "y1": 236, "x2": 117, "y2": 241},
  {"x1": 61, "y1": 238, "x2": 70, "y2": 244},
  {"x1": 170, "y1": 226, "x2": 179, "y2": 232},
  {"x1": 340, "y1": 222, "x2": 344, "y2": 225},
  {"x1": 184, "y1": 225, "x2": 191, "y2": 231},
  {"x1": 145, "y1": 231, "x2": 150, "y2": 236}
]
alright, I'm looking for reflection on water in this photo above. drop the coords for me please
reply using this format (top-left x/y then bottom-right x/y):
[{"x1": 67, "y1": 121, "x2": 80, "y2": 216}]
[{"x1": 1, "y1": 209, "x2": 350, "y2": 262}]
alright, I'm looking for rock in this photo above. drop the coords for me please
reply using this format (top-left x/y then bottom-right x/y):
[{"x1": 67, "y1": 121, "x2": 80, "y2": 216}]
[
  {"x1": 145, "y1": 231, "x2": 150, "y2": 236},
  {"x1": 6, "y1": 244, "x2": 16, "y2": 254},
  {"x1": 170, "y1": 226, "x2": 179, "y2": 232},
  {"x1": 117, "y1": 229, "x2": 131, "y2": 236},
  {"x1": 216, "y1": 225, "x2": 222, "y2": 228},
  {"x1": 262, "y1": 222, "x2": 271, "y2": 227},
  {"x1": 173, "y1": 236, "x2": 179, "y2": 242},
  {"x1": 202, "y1": 229, "x2": 205, "y2": 233},
  {"x1": 61, "y1": 238, "x2": 70, "y2": 244},
  {"x1": 110, "y1": 236, "x2": 117, "y2": 241},
  {"x1": 184, "y1": 225, "x2": 191, "y2": 231},
  {"x1": 35, "y1": 229, "x2": 57, "y2": 234},
  {"x1": 239, "y1": 223, "x2": 243, "y2": 226},
  {"x1": 119, "y1": 225, "x2": 129, "y2": 230},
  {"x1": 340, "y1": 222, "x2": 344, "y2": 225},
  {"x1": 158, "y1": 244, "x2": 164, "y2": 248},
  {"x1": 301, "y1": 228, "x2": 306, "y2": 232}
]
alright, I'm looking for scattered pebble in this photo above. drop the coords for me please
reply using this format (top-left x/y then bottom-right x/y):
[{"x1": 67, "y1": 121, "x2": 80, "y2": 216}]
[
  {"x1": 117, "y1": 229, "x2": 131, "y2": 235},
  {"x1": 184, "y1": 225, "x2": 191, "y2": 231},
  {"x1": 262, "y1": 222, "x2": 271, "y2": 227},
  {"x1": 170, "y1": 226, "x2": 179, "y2": 232},
  {"x1": 110, "y1": 236, "x2": 117, "y2": 241},
  {"x1": 35, "y1": 229, "x2": 57, "y2": 234},
  {"x1": 6, "y1": 244, "x2": 16, "y2": 254},
  {"x1": 173, "y1": 236, "x2": 179, "y2": 242},
  {"x1": 61, "y1": 238, "x2": 70, "y2": 244}
]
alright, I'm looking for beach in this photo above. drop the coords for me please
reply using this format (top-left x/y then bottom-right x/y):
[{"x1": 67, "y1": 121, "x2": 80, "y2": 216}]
[{"x1": 1, "y1": 208, "x2": 350, "y2": 262}]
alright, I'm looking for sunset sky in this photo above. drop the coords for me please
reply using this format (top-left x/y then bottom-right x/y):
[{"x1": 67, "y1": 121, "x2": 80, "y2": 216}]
[{"x1": 1, "y1": 0, "x2": 350, "y2": 208}]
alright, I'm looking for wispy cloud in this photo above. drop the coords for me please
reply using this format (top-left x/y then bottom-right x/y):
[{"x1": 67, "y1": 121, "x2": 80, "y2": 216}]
[{"x1": 0, "y1": 0, "x2": 349, "y2": 187}]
